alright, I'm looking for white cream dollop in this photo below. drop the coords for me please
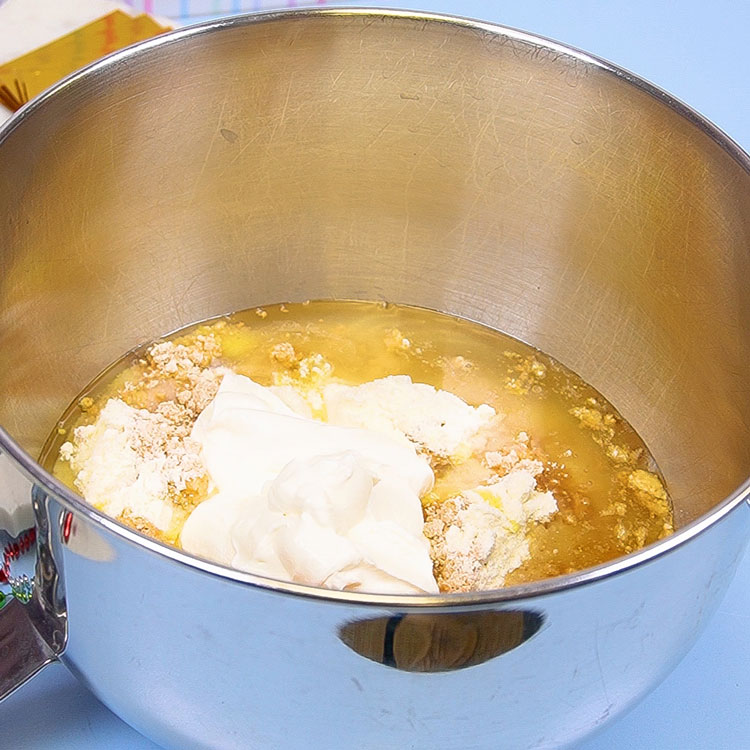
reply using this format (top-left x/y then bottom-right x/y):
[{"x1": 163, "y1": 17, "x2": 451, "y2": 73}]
[
  {"x1": 180, "y1": 372, "x2": 439, "y2": 594},
  {"x1": 322, "y1": 375, "x2": 496, "y2": 459}
]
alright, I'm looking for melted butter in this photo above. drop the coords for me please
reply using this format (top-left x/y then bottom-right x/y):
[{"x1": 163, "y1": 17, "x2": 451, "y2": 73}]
[{"x1": 46, "y1": 300, "x2": 673, "y2": 586}]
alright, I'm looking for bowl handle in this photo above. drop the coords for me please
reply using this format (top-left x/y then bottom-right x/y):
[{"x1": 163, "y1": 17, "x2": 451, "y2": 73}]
[
  {"x1": 0, "y1": 595, "x2": 60, "y2": 700},
  {"x1": 339, "y1": 609, "x2": 545, "y2": 671},
  {"x1": 0, "y1": 480, "x2": 67, "y2": 701}
]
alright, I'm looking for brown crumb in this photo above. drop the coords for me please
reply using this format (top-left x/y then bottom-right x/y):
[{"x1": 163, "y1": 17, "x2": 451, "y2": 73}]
[
  {"x1": 503, "y1": 351, "x2": 548, "y2": 395},
  {"x1": 627, "y1": 469, "x2": 671, "y2": 518},
  {"x1": 424, "y1": 496, "x2": 482, "y2": 592},
  {"x1": 124, "y1": 334, "x2": 224, "y2": 421},
  {"x1": 170, "y1": 473, "x2": 211, "y2": 512},
  {"x1": 484, "y1": 431, "x2": 544, "y2": 478},
  {"x1": 270, "y1": 341, "x2": 298, "y2": 367},
  {"x1": 117, "y1": 509, "x2": 168, "y2": 542}
]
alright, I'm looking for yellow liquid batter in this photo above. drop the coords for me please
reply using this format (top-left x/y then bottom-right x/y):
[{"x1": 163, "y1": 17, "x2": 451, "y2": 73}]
[{"x1": 46, "y1": 300, "x2": 673, "y2": 589}]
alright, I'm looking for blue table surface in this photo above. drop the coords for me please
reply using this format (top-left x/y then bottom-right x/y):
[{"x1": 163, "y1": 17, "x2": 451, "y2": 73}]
[{"x1": 3, "y1": 1, "x2": 749, "y2": 748}]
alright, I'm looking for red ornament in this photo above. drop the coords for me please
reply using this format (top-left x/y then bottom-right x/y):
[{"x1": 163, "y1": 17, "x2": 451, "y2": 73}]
[{"x1": 0, "y1": 527, "x2": 36, "y2": 584}]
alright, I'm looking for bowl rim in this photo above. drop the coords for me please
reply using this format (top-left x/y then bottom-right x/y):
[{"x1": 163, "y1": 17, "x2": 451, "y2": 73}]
[{"x1": 2, "y1": 6, "x2": 749, "y2": 608}]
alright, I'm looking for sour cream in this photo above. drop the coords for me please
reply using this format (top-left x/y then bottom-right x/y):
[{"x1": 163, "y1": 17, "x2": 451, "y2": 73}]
[{"x1": 180, "y1": 372, "x2": 439, "y2": 594}]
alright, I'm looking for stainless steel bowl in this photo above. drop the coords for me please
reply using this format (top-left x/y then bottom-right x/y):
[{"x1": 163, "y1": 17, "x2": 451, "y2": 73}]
[{"x1": 1, "y1": 9, "x2": 749, "y2": 749}]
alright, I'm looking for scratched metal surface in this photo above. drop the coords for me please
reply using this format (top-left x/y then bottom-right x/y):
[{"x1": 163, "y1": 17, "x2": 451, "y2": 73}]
[
  {"x1": 0, "y1": 1, "x2": 749, "y2": 748},
  {"x1": 2, "y1": 9, "x2": 749, "y2": 525}
]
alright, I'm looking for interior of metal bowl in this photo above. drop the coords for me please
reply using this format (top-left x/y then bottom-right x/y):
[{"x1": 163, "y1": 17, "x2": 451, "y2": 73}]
[{"x1": 1, "y1": 9, "x2": 750, "y2": 596}]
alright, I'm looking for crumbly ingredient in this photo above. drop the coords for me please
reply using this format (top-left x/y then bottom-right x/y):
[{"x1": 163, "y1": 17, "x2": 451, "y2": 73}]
[
  {"x1": 60, "y1": 334, "x2": 225, "y2": 539},
  {"x1": 485, "y1": 431, "x2": 545, "y2": 478},
  {"x1": 270, "y1": 341, "x2": 297, "y2": 366},
  {"x1": 424, "y1": 466, "x2": 557, "y2": 592},
  {"x1": 569, "y1": 399, "x2": 640, "y2": 465},
  {"x1": 129, "y1": 333, "x2": 224, "y2": 420},
  {"x1": 59, "y1": 398, "x2": 206, "y2": 536},
  {"x1": 503, "y1": 350, "x2": 548, "y2": 395},
  {"x1": 270, "y1": 350, "x2": 334, "y2": 417}
]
